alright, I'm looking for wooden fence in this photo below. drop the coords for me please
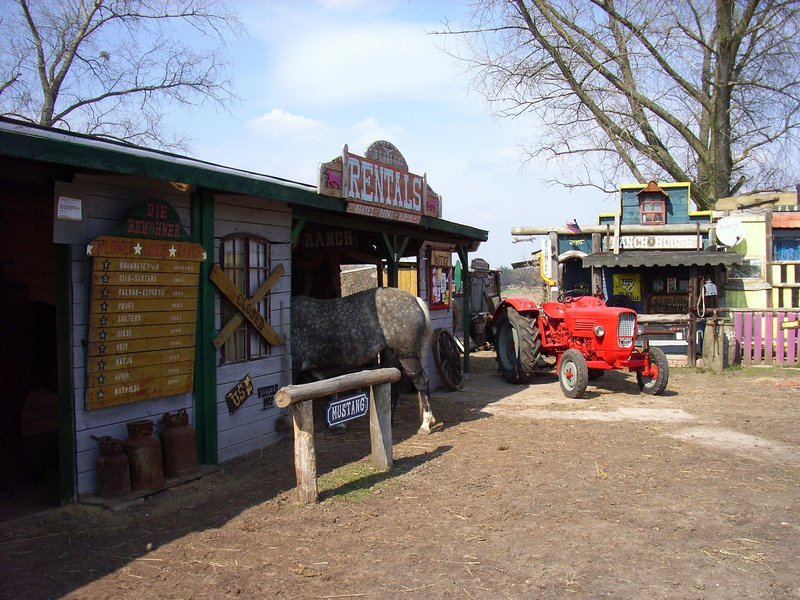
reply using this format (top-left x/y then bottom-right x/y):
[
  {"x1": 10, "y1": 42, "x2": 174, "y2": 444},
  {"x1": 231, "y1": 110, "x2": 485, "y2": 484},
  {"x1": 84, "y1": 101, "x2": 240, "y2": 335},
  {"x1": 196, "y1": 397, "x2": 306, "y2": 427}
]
[{"x1": 726, "y1": 309, "x2": 800, "y2": 367}]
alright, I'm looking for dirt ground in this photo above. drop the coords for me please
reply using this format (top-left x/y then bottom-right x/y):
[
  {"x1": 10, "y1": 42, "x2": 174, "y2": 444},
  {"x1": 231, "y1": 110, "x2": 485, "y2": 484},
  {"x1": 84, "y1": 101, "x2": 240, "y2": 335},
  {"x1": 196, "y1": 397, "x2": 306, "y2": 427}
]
[{"x1": 2, "y1": 352, "x2": 800, "y2": 600}]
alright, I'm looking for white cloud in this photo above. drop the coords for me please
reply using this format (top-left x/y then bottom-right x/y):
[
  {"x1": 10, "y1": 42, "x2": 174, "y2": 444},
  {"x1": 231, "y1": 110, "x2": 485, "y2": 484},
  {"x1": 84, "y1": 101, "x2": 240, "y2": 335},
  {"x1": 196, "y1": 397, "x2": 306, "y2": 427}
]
[
  {"x1": 246, "y1": 109, "x2": 331, "y2": 141},
  {"x1": 312, "y1": 0, "x2": 401, "y2": 11},
  {"x1": 347, "y1": 117, "x2": 405, "y2": 154},
  {"x1": 271, "y1": 22, "x2": 467, "y2": 108}
]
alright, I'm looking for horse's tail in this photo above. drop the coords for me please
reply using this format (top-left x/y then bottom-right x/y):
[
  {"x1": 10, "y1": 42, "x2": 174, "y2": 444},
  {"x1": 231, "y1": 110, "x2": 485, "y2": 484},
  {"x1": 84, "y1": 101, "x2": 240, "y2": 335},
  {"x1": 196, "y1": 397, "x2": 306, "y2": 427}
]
[{"x1": 415, "y1": 295, "x2": 433, "y2": 340}]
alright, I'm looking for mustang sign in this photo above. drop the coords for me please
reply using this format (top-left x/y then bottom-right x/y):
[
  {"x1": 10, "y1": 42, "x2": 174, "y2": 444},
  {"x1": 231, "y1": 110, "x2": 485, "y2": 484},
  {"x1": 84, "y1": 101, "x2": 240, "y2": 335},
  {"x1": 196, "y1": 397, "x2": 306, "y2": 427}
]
[{"x1": 325, "y1": 390, "x2": 370, "y2": 428}]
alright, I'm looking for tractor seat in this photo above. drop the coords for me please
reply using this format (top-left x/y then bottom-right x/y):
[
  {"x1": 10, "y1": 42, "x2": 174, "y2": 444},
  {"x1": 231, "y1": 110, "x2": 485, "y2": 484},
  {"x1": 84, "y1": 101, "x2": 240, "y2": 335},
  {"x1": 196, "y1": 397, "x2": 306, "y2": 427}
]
[{"x1": 541, "y1": 302, "x2": 565, "y2": 319}]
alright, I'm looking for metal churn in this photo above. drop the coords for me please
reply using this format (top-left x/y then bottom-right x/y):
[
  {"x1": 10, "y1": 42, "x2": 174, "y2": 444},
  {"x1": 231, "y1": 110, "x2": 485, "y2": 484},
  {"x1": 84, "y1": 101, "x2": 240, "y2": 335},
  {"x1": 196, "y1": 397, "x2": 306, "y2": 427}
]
[
  {"x1": 124, "y1": 419, "x2": 164, "y2": 490},
  {"x1": 161, "y1": 409, "x2": 199, "y2": 477},
  {"x1": 96, "y1": 436, "x2": 131, "y2": 498}
]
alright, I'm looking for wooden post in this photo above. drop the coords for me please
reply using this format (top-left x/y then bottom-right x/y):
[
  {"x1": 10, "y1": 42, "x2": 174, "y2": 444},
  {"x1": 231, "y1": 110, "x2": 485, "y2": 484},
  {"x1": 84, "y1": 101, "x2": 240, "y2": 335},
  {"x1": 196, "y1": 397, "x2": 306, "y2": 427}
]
[
  {"x1": 548, "y1": 231, "x2": 558, "y2": 300},
  {"x1": 369, "y1": 383, "x2": 392, "y2": 471},
  {"x1": 688, "y1": 266, "x2": 697, "y2": 367},
  {"x1": 591, "y1": 233, "x2": 602, "y2": 296},
  {"x1": 291, "y1": 400, "x2": 318, "y2": 504}
]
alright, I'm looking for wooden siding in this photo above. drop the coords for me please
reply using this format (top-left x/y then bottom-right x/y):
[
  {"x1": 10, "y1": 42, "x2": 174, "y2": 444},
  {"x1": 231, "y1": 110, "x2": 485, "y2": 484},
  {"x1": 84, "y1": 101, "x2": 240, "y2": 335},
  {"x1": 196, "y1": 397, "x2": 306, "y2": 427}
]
[
  {"x1": 618, "y1": 183, "x2": 704, "y2": 226},
  {"x1": 418, "y1": 247, "x2": 454, "y2": 392},
  {"x1": 213, "y1": 194, "x2": 292, "y2": 463},
  {"x1": 68, "y1": 176, "x2": 198, "y2": 495}
]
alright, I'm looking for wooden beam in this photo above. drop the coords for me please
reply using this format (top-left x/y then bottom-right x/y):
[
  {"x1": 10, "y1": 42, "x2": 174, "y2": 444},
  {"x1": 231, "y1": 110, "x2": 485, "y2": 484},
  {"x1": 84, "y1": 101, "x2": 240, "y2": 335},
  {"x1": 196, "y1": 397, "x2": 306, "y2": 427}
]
[
  {"x1": 275, "y1": 368, "x2": 401, "y2": 408},
  {"x1": 512, "y1": 223, "x2": 713, "y2": 236},
  {"x1": 277, "y1": 368, "x2": 401, "y2": 503}
]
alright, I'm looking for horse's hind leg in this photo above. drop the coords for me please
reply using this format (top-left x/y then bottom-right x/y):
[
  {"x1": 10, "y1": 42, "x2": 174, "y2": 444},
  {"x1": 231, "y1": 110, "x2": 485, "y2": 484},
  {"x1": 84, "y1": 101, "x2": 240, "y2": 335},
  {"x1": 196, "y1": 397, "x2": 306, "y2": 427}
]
[
  {"x1": 380, "y1": 350, "x2": 401, "y2": 420},
  {"x1": 397, "y1": 357, "x2": 436, "y2": 434}
]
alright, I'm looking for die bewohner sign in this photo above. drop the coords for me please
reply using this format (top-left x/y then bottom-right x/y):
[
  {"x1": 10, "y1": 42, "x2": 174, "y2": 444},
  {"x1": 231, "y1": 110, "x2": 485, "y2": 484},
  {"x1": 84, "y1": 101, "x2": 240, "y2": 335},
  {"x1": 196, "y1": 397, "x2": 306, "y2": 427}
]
[
  {"x1": 84, "y1": 199, "x2": 205, "y2": 410},
  {"x1": 318, "y1": 140, "x2": 442, "y2": 224}
]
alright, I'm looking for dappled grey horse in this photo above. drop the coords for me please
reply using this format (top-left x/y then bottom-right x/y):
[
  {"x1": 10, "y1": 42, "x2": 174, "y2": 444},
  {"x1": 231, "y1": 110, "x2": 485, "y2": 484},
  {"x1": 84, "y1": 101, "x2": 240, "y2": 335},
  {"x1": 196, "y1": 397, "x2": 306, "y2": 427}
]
[{"x1": 291, "y1": 287, "x2": 437, "y2": 434}]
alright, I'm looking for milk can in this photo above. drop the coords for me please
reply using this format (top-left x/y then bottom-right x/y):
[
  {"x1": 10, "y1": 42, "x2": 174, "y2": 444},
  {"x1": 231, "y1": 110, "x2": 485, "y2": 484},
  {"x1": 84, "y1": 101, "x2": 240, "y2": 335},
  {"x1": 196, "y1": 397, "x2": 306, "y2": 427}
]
[
  {"x1": 124, "y1": 419, "x2": 164, "y2": 490},
  {"x1": 161, "y1": 409, "x2": 198, "y2": 477},
  {"x1": 96, "y1": 436, "x2": 131, "y2": 498}
]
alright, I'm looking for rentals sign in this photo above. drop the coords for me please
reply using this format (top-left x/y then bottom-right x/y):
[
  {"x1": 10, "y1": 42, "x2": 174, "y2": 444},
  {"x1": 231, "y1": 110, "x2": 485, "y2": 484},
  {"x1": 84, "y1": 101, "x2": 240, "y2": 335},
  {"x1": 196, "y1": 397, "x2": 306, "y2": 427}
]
[
  {"x1": 318, "y1": 141, "x2": 442, "y2": 223},
  {"x1": 343, "y1": 151, "x2": 424, "y2": 223}
]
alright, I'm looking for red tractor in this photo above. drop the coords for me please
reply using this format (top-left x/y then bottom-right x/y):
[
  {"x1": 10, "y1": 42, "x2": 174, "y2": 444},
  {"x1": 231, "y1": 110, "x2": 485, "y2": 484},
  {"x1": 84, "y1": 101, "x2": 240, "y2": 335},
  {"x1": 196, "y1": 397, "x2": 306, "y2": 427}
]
[{"x1": 490, "y1": 290, "x2": 669, "y2": 398}]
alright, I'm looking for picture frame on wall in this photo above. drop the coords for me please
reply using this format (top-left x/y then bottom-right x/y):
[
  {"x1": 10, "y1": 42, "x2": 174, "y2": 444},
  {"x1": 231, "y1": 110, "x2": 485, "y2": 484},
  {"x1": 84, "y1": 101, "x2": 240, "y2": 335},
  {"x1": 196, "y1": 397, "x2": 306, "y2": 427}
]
[
  {"x1": 429, "y1": 248, "x2": 452, "y2": 310},
  {"x1": 429, "y1": 266, "x2": 451, "y2": 309}
]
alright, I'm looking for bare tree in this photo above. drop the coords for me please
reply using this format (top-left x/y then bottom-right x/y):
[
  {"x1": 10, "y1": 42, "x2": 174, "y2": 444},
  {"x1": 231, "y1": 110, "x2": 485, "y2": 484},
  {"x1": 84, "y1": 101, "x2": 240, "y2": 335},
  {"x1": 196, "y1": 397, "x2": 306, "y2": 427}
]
[
  {"x1": 0, "y1": 0, "x2": 242, "y2": 150},
  {"x1": 442, "y1": 0, "x2": 800, "y2": 210}
]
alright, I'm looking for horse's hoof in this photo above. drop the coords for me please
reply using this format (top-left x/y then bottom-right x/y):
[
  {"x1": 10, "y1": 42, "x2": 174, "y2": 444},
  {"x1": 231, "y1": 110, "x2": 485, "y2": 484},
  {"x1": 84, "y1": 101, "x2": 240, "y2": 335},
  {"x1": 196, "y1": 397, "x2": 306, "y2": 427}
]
[{"x1": 416, "y1": 422, "x2": 443, "y2": 435}]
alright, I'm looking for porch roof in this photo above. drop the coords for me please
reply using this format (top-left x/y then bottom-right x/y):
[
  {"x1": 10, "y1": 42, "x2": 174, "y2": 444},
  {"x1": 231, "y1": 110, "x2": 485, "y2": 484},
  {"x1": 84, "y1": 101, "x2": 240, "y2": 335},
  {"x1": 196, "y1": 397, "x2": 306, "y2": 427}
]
[{"x1": 581, "y1": 250, "x2": 742, "y2": 268}]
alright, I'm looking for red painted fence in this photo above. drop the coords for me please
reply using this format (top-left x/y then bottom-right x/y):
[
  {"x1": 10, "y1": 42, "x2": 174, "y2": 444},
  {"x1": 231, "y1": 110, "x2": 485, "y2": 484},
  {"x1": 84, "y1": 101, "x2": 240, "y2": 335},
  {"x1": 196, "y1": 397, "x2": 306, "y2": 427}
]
[{"x1": 730, "y1": 310, "x2": 799, "y2": 367}]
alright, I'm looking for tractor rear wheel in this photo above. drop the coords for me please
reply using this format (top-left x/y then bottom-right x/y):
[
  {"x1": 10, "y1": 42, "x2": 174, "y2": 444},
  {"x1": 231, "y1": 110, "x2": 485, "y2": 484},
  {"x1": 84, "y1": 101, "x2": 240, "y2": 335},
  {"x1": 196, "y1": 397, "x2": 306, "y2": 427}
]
[
  {"x1": 494, "y1": 306, "x2": 540, "y2": 384},
  {"x1": 637, "y1": 346, "x2": 669, "y2": 394},
  {"x1": 559, "y1": 349, "x2": 589, "y2": 398}
]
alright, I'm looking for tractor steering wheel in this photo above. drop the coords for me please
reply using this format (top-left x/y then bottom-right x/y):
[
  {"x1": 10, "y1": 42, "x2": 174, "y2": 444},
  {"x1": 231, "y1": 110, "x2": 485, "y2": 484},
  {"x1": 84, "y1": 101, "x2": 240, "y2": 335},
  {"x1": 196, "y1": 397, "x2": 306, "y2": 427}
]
[{"x1": 558, "y1": 289, "x2": 584, "y2": 304}]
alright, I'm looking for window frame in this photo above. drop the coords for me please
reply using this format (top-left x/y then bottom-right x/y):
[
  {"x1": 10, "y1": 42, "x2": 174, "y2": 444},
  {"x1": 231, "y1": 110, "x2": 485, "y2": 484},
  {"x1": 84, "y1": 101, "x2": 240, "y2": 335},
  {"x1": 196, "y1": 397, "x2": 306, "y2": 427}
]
[
  {"x1": 218, "y1": 233, "x2": 272, "y2": 364},
  {"x1": 640, "y1": 197, "x2": 666, "y2": 224}
]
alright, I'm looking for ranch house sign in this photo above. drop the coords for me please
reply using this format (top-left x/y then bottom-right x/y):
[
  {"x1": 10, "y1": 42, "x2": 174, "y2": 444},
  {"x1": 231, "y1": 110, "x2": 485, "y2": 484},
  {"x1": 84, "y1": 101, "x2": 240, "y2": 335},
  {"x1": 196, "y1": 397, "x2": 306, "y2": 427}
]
[
  {"x1": 85, "y1": 199, "x2": 205, "y2": 410},
  {"x1": 318, "y1": 141, "x2": 442, "y2": 224}
]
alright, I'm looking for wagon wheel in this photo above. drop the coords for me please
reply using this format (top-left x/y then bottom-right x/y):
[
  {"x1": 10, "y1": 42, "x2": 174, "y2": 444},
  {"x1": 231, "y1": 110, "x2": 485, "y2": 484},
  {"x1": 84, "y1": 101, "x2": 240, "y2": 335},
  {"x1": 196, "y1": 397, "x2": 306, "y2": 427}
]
[{"x1": 433, "y1": 328, "x2": 463, "y2": 391}]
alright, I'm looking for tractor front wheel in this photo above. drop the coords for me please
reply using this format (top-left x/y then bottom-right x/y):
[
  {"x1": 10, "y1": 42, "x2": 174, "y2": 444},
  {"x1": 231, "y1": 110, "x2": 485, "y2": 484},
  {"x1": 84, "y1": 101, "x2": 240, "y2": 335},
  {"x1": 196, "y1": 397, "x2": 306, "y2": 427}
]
[
  {"x1": 637, "y1": 346, "x2": 670, "y2": 394},
  {"x1": 494, "y1": 306, "x2": 539, "y2": 384},
  {"x1": 559, "y1": 349, "x2": 589, "y2": 398}
]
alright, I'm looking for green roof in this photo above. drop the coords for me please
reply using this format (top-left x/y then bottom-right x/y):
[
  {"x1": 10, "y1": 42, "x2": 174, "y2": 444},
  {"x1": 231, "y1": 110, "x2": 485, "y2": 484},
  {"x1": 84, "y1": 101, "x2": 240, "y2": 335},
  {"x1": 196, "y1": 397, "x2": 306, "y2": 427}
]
[{"x1": 0, "y1": 117, "x2": 488, "y2": 243}]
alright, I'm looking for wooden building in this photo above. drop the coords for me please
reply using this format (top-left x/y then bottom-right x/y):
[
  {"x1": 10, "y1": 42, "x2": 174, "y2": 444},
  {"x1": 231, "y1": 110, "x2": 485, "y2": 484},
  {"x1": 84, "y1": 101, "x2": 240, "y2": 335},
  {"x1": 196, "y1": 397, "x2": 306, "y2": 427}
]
[
  {"x1": 0, "y1": 118, "x2": 487, "y2": 514},
  {"x1": 713, "y1": 191, "x2": 800, "y2": 309},
  {"x1": 512, "y1": 181, "x2": 742, "y2": 364}
]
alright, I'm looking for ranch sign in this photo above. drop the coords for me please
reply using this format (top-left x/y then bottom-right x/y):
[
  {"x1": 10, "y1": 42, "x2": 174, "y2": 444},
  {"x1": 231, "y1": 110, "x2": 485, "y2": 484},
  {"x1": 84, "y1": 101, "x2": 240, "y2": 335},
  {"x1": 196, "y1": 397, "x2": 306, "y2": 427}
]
[{"x1": 325, "y1": 389, "x2": 370, "y2": 427}]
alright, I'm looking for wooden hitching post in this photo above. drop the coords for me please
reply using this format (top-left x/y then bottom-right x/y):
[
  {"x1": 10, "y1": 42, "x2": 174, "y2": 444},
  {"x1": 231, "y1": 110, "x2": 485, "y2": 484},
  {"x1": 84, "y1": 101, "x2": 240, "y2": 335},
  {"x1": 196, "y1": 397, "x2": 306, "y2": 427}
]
[
  {"x1": 275, "y1": 367, "x2": 401, "y2": 505},
  {"x1": 369, "y1": 382, "x2": 392, "y2": 472}
]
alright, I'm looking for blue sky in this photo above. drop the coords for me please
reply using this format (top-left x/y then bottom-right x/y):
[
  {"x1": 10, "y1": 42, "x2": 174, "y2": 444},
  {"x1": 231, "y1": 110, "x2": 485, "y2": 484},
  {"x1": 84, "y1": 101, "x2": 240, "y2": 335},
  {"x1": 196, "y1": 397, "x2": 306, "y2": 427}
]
[{"x1": 175, "y1": 0, "x2": 613, "y2": 267}]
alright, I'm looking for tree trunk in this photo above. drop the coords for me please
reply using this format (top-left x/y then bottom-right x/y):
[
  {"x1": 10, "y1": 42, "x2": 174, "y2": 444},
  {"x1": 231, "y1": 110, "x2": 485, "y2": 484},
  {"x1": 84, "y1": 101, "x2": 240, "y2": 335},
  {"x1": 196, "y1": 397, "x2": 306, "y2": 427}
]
[{"x1": 712, "y1": 0, "x2": 735, "y2": 202}]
